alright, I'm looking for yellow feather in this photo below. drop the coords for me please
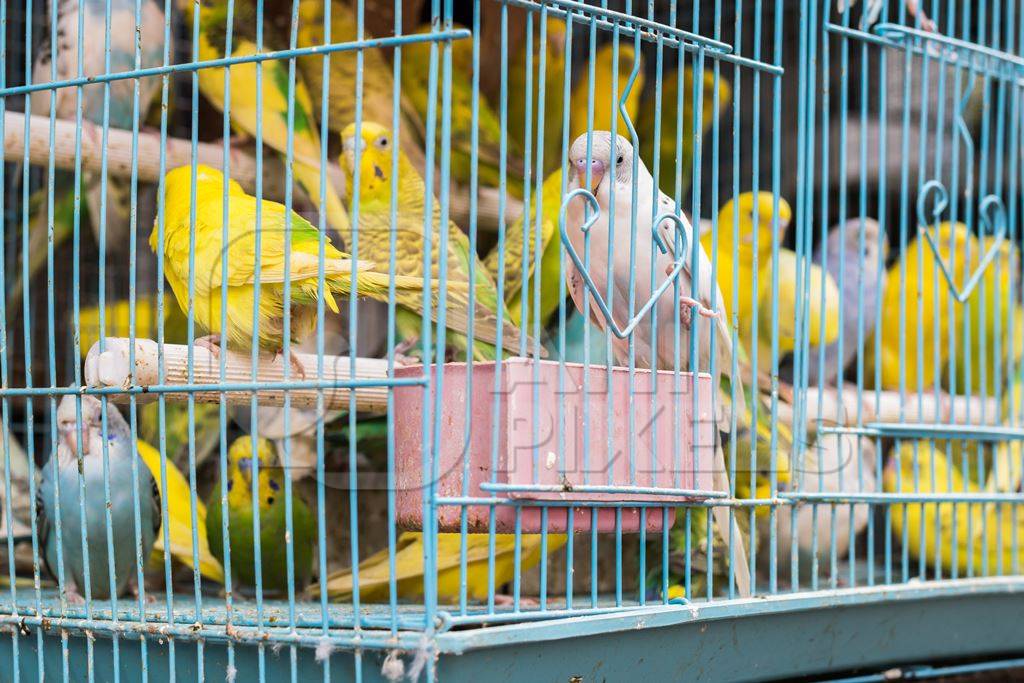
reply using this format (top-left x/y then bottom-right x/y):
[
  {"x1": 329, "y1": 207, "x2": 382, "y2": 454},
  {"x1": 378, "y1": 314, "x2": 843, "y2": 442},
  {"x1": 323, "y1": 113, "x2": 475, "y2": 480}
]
[
  {"x1": 318, "y1": 532, "x2": 567, "y2": 603},
  {"x1": 136, "y1": 440, "x2": 224, "y2": 583}
]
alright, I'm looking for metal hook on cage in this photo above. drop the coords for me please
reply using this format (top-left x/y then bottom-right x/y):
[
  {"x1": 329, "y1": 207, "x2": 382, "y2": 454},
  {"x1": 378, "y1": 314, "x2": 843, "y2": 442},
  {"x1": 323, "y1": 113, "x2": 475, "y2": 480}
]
[
  {"x1": 920, "y1": 191, "x2": 1007, "y2": 304},
  {"x1": 559, "y1": 188, "x2": 693, "y2": 340},
  {"x1": 916, "y1": 179, "x2": 949, "y2": 228}
]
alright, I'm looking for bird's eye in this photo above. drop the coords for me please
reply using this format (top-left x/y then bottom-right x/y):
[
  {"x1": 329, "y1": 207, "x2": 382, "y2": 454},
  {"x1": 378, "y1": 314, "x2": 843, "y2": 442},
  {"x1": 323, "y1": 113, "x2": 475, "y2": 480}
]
[
  {"x1": 376, "y1": 136, "x2": 389, "y2": 149},
  {"x1": 616, "y1": 155, "x2": 624, "y2": 165}
]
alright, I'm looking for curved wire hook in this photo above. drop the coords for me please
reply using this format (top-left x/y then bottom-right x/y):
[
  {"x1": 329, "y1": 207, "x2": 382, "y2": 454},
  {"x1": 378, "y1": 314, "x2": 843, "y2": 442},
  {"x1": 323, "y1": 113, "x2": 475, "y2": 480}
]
[{"x1": 560, "y1": 190, "x2": 696, "y2": 339}]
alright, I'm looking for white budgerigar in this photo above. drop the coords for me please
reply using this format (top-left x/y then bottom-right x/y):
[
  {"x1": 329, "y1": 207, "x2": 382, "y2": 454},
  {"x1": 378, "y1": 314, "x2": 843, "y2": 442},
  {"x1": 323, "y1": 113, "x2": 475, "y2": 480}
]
[
  {"x1": 563, "y1": 131, "x2": 751, "y2": 595},
  {"x1": 563, "y1": 132, "x2": 740, "y2": 406},
  {"x1": 39, "y1": 394, "x2": 160, "y2": 601}
]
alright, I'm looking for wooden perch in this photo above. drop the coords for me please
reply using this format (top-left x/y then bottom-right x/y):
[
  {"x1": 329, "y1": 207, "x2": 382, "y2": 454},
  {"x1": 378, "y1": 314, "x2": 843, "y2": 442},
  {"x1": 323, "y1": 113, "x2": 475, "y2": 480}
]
[
  {"x1": 784, "y1": 385, "x2": 1002, "y2": 430},
  {"x1": 3, "y1": 111, "x2": 521, "y2": 232},
  {"x1": 83, "y1": 337, "x2": 404, "y2": 412}
]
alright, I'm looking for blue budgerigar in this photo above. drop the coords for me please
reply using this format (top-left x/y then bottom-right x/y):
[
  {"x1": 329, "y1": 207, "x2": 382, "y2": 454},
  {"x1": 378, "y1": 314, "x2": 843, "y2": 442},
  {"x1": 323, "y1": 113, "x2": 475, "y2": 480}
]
[
  {"x1": 39, "y1": 394, "x2": 161, "y2": 602},
  {"x1": 20, "y1": 0, "x2": 167, "y2": 303},
  {"x1": 782, "y1": 217, "x2": 888, "y2": 387}
]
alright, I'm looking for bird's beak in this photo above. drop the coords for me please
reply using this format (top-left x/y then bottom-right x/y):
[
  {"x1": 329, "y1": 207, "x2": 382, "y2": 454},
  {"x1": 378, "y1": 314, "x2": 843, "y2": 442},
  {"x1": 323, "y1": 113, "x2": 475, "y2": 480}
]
[
  {"x1": 574, "y1": 157, "x2": 605, "y2": 193},
  {"x1": 237, "y1": 457, "x2": 253, "y2": 483}
]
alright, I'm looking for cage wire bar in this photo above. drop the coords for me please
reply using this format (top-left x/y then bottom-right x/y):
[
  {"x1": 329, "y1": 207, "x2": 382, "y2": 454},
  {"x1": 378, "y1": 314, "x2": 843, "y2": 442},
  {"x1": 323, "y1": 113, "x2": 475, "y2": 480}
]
[{"x1": 0, "y1": 0, "x2": 1021, "y2": 681}]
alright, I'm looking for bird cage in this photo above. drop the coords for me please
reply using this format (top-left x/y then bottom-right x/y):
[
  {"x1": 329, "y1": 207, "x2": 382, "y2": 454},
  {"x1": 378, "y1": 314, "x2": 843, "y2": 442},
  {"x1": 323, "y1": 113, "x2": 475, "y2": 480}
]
[{"x1": 1, "y1": 0, "x2": 1023, "y2": 681}]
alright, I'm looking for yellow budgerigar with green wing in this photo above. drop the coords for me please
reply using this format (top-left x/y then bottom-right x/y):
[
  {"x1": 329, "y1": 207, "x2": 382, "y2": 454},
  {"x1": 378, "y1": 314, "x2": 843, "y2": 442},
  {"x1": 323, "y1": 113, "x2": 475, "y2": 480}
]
[{"x1": 150, "y1": 164, "x2": 435, "y2": 371}]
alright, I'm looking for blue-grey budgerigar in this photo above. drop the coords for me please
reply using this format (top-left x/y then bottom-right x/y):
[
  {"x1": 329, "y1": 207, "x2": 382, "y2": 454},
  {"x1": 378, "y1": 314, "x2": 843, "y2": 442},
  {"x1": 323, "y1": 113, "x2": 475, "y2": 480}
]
[
  {"x1": 39, "y1": 394, "x2": 160, "y2": 602},
  {"x1": 781, "y1": 217, "x2": 888, "y2": 387}
]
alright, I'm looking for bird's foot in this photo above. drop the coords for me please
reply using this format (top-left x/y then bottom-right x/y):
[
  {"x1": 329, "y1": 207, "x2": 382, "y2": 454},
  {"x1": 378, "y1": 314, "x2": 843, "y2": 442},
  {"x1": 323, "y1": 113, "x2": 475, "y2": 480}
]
[
  {"x1": 492, "y1": 594, "x2": 539, "y2": 608},
  {"x1": 63, "y1": 583, "x2": 85, "y2": 606},
  {"x1": 393, "y1": 336, "x2": 421, "y2": 357},
  {"x1": 194, "y1": 334, "x2": 223, "y2": 360},
  {"x1": 275, "y1": 348, "x2": 307, "y2": 380},
  {"x1": 212, "y1": 133, "x2": 252, "y2": 149},
  {"x1": 393, "y1": 353, "x2": 419, "y2": 367},
  {"x1": 131, "y1": 580, "x2": 157, "y2": 605}
]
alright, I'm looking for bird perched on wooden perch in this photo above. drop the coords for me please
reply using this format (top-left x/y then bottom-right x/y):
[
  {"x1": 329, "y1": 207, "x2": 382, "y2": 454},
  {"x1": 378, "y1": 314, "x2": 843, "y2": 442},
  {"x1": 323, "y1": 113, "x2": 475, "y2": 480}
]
[
  {"x1": 339, "y1": 121, "x2": 538, "y2": 360},
  {"x1": 150, "y1": 164, "x2": 437, "y2": 376}
]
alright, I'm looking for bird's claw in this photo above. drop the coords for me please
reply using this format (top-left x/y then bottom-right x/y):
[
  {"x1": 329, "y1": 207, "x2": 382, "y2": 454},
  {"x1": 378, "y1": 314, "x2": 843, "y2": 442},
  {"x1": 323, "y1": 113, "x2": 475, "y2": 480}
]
[
  {"x1": 63, "y1": 584, "x2": 84, "y2": 606},
  {"x1": 276, "y1": 348, "x2": 307, "y2": 381},
  {"x1": 194, "y1": 335, "x2": 223, "y2": 360},
  {"x1": 679, "y1": 295, "x2": 721, "y2": 320}
]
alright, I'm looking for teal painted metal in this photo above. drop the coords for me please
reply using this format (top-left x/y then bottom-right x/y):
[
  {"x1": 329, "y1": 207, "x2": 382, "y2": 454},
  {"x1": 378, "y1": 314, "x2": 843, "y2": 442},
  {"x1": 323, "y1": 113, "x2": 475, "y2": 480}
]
[{"x1": 1, "y1": 0, "x2": 1024, "y2": 680}]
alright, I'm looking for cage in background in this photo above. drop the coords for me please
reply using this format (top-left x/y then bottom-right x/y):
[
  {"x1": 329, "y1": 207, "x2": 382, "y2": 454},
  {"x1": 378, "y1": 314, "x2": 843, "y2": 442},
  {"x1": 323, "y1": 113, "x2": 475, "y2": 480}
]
[{"x1": 0, "y1": 1, "x2": 1022, "y2": 682}]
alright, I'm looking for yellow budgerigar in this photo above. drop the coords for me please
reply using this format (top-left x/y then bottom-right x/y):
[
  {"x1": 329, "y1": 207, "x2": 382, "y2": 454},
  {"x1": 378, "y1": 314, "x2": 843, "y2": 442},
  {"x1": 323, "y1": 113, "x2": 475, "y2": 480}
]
[
  {"x1": 340, "y1": 121, "x2": 535, "y2": 359},
  {"x1": 150, "y1": 164, "x2": 433, "y2": 369},
  {"x1": 701, "y1": 192, "x2": 838, "y2": 373},
  {"x1": 875, "y1": 221, "x2": 980, "y2": 391},
  {"x1": 885, "y1": 439, "x2": 1024, "y2": 575},
  {"x1": 318, "y1": 532, "x2": 566, "y2": 604},
  {"x1": 186, "y1": 0, "x2": 350, "y2": 236},
  {"x1": 570, "y1": 42, "x2": 644, "y2": 141},
  {"x1": 137, "y1": 440, "x2": 224, "y2": 583},
  {"x1": 401, "y1": 24, "x2": 523, "y2": 195}
]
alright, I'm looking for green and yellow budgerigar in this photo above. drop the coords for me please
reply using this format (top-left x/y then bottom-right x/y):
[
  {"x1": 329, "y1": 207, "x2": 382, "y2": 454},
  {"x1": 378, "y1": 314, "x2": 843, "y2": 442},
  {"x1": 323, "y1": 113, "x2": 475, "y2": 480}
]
[
  {"x1": 186, "y1": 0, "x2": 350, "y2": 236},
  {"x1": 340, "y1": 121, "x2": 535, "y2": 359},
  {"x1": 570, "y1": 42, "x2": 644, "y2": 141},
  {"x1": 401, "y1": 24, "x2": 522, "y2": 195},
  {"x1": 294, "y1": 0, "x2": 425, "y2": 172},
  {"x1": 150, "y1": 164, "x2": 435, "y2": 366},
  {"x1": 319, "y1": 531, "x2": 566, "y2": 604},
  {"x1": 638, "y1": 66, "x2": 732, "y2": 194},
  {"x1": 206, "y1": 436, "x2": 314, "y2": 594},
  {"x1": 508, "y1": 15, "x2": 568, "y2": 174}
]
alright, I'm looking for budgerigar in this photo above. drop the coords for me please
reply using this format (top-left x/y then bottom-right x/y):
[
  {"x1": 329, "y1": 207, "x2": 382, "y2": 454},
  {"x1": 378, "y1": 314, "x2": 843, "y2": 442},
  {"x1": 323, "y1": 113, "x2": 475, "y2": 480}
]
[
  {"x1": 874, "y1": 221, "x2": 979, "y2": 391},
  {"x1": 293, "y1": 0, "x2": 426, "y2": 172},
  {"x1": 885, "y1": 439, "x2": 1024, "y2": 575},
  {"x1": 185, "y1": 0, "x2": 350, "y2": 236},
  {"x1": 19, "y1": 0, "x2": 165, "y2": 305},
  {"x1": 570, "y1": 43, "x2": 644, "y2": 141},
  {"x1": 340, "y1": 121, "x2": 535, "y2": 359},
  {"x1": 768, "y1": 433, "x2": 875, "y2": 584},
  {"x1": 401, "y1": 24, "x2": 523, "y2": 195},
  {"x1": 703, "y1": 192, "x2": 840, "y2": 369},
  {"x1": 780, "y1": 217, "x2": 887, "y2": 387},
  {"x1": 205, "y1": 436, "x2": 314, "y2": 594},
  {"x1": 563, "y1": 132, "x2": 751, "y2": 594},
  {"x1": 319, "y1": 532, "x2": 567, "y2": 604},
  {"x1": 150, "y1": 164, "x2": 433, "y2": 373},
  {"x1": 40, "y1": 394, "x2": 160, "y2": 601}
]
